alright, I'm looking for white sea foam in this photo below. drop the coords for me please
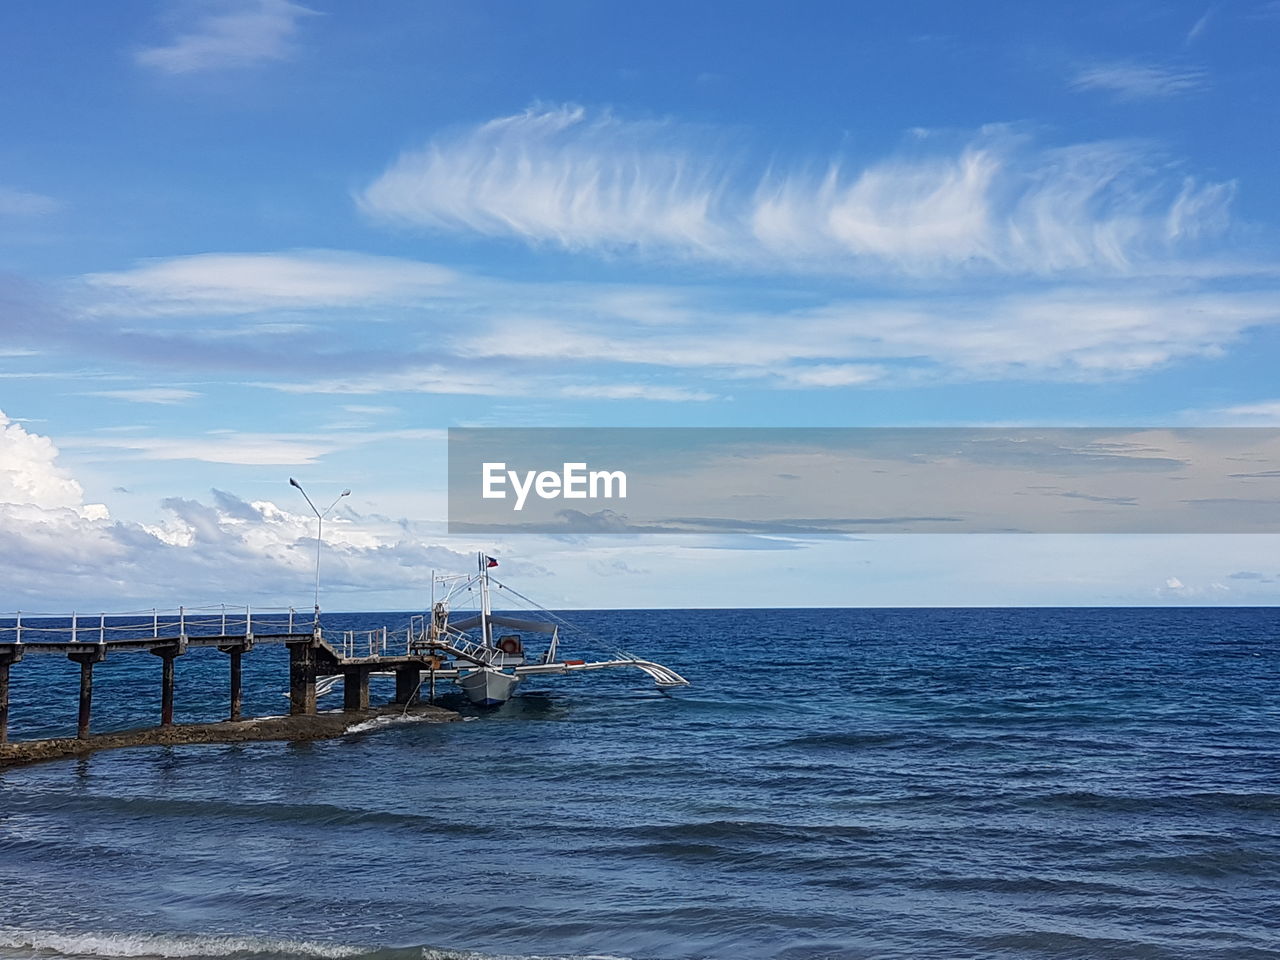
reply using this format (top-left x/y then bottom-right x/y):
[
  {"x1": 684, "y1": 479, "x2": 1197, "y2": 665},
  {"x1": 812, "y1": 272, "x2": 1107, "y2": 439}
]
[
  {"x1": 0, "y1": 932, "x2": 630, "y2": 960},
  {"x1": 0, "y1": 931, "x2": 364, "y2": 960},
  {"x1": 343, "y1": 712, "x2": 434, "y2": 735}
]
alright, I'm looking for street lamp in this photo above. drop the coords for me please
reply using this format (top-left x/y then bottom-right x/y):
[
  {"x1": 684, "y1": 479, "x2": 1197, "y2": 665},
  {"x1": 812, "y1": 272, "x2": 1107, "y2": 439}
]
[{"x1": 289, "y1": 478, "x2": 350, "y2": 633}]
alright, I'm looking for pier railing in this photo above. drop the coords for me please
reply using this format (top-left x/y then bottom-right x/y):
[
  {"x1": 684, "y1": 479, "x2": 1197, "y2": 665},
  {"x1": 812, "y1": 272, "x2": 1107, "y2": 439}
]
[{"x1": 0, "y1": 605, "x2": 305, "y2": 644}]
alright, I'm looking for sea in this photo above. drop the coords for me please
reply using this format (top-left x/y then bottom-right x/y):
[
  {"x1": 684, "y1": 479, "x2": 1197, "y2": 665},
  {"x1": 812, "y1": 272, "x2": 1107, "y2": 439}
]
[{"x1": 1, "y1": 607, "x2": 1278, "y2": 960}]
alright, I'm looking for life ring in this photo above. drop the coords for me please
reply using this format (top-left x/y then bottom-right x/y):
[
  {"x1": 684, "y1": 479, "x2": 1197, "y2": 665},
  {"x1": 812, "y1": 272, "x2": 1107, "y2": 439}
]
[{"x1": 497, "y1": 635, "x2": 522, "y2": 655}]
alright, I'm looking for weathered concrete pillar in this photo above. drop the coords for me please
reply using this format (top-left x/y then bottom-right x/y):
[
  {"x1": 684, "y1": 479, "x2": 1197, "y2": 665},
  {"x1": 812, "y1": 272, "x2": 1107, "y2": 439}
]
[
  {"x1": 78, "y1": 660, "x2": 93, "y2": 737},
  {"x1": 394, "y1": 665, "x2": 420, "y2": 704},
  {"x1": 343, "y1": 667, "x2": 370, "y2": 712},
  {"x1": 67, "y1": 647, "x2": 106, "y2": 740},
  {"x1": 219, "y1": 643, "x2": 249, "y2": 721},
  {"x1": 229, "y1": 647, "x2": 243, "y2": 721},
  {"x1": 288, "y1": 641, "x2": 317, "y2": 716},
  {"x1": 0, "y1": 647, "x2": 21, "y2": 744},
  {"x1": 149, "y1": 644, "x2": 183, "y2": 727}
]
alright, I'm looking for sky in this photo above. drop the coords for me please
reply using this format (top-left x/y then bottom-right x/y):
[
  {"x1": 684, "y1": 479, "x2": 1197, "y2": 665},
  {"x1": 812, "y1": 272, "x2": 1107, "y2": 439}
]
[{"x1": 3, "y1": 0, "x2": 1280, "y2": 610}]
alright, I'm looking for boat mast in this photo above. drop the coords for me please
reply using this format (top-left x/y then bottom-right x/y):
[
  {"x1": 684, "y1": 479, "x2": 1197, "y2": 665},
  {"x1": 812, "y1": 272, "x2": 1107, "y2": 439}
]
[{"x1": 479, "y1": 551, "x2": 492, "y2": 647}]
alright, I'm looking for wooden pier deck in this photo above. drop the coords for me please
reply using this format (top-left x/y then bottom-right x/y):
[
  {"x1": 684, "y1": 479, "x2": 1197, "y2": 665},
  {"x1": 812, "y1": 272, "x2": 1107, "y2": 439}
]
[{"x1": 0, "y1": 606, "x2": 472, "y2": 762}]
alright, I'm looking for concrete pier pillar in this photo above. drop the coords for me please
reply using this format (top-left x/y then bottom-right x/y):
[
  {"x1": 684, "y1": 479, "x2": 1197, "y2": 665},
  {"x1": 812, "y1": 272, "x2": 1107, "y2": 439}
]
[
  {"x1": 149, "y1": 644, "x2": 183, "y2": 727},
  {"x1": 288, "y1": 641, "x2": 317, "y2": 716},
  {"x1": 161, "y1": 654, "x2": 175, "y2": 725},
  {"x1": 217, "y1": 642, "x2": 251, "y2": 722},
  {"x1": 67, "y1": 648, "x2": 106, "y2": 740},
  {"x1": 394, "y1": 665, "x2": 420, "y2": 704},
  {"x1": 0, "y1": 648, "x2": 21, "y2": 744},
  {"x1": 229, "y1": 647, "x2": 243, "y2": 721},
  {"x1": 343, "y1": 667, "x2": 369, "y2": 712},
  {"x1": 79, "y1": 660, "x2": 94, "y2": 737}
]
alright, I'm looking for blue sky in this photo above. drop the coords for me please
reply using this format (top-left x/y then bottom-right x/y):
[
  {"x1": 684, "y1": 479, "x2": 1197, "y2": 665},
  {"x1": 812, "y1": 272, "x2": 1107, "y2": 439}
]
[{"x1": 3, "y1": 0, "x2": 1280, "y2": 610}]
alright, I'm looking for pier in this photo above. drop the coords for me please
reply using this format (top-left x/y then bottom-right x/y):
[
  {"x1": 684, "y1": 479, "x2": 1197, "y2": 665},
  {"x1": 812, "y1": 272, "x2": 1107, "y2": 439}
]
[{"x1": 0, "y1": 605, "x2": 480, "y2": 764}]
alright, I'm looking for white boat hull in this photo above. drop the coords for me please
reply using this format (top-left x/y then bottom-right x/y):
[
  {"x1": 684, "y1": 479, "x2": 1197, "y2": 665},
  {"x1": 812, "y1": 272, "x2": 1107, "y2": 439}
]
[{"x1": 457, "y1": 667, "x2": 520, "y2": 706}]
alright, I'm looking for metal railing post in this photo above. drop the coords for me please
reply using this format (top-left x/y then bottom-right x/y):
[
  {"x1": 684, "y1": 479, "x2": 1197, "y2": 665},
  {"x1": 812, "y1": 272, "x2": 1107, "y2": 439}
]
[
  {"x1": 99, "y1": 613, "x2": 105, "y2": 644},
  {"x1": 153, "y1": 608, "x2": 158, "y2": 638},
  {"x1": 179, "y1": 605, "x2": 185, "y2": 637},
  {"x1": 221, "y1": 603, "x2": 226, "y2": 635},
  {"x1": 14, "y1": 611, "x2": 20, "y2": 644},
  {"x1": 245, "y1": 604, "x2": 252, "y2": 638},
  {"x1": 72, "y1": 611, "x2": 77, "y2": 643},
  {"x1": 289, "y1": 607, "x2": 294, "y2": 633}
]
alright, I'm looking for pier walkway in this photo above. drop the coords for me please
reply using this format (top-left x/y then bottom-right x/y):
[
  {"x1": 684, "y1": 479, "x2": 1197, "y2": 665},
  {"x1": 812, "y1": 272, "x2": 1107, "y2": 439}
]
[{"x1": 0, "y1": 606, "x2": 484, "y2": 744}]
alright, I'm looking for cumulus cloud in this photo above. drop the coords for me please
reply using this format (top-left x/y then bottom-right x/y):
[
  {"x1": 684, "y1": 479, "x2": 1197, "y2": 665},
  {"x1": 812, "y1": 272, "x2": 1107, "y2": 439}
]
[
  {"x1": 135, "y1": 0, "x2": 316, "y2": 75},
  {"x1": 0, "y1": 416, "x2": 478, "y2": 606},
  {"x1": 358, "y1": 105, "x2": 1233, "y2": 277},
  {"x1": 0, "y1": 409, "x2": 98, "y2": 513}
]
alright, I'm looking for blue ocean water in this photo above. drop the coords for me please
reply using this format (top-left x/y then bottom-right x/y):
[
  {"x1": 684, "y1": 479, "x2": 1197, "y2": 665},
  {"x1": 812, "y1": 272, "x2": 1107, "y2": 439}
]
[{"x1": 1, "y1": 607, "x2": 1278, "y2": 960}]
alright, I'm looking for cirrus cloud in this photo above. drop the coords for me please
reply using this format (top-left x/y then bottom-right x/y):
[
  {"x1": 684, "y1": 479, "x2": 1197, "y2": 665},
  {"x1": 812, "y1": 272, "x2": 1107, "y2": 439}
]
[
  {"x1": 136, "y1": 0, "x2": 317, "y2": 75},
  {"x1": 358, "y1": 105, "x2": 1235, "y2": 278}
]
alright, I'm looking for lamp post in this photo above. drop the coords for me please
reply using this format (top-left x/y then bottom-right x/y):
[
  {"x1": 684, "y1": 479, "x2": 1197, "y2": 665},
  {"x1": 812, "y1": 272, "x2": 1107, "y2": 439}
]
[{"x1": 289, "y1": 478, "x2": 350, "y2": 633}]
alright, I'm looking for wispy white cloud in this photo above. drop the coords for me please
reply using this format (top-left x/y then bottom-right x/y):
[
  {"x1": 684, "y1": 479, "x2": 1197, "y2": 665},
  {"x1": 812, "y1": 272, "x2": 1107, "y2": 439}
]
[
  {"x1": 256, "y1": 365, "x2": 516, "y2": 397},
  {"x1": 358, "y1": 105, "x2": 1233, "y2": 277},
  {"x1": 83, "y1": 250, "x2": 457, "y2": 316},
  {"x1": 1207, "y1": 400, "x2": 1280, "y2": 424},
  {"x1": 62, "y1": 426, "x2": 445, "y2": 466},
  {"x1": 58, "y1": 244, "x2": 1280, "y2": 394},
  {"x1": 1186, "y1": 6, "x2": 1216, "y2": 44},
  {"x1": 85, "y1": 388, "x2": 201, "y2": 404},
  {"x1": 561, "y1": 384, "x2": 718, "y2": 402},
  {"x1": 1070, "y1": 60, "x2": 1207, "y2": 101},
  {"x1": 135, "y1": 0, "x2": 316, "y2": 74},
  {"x1": 764, "y1": 364, "x2": 885, "y2": 388},
  {"x1": 454, "y1": 287, "x2": 1280, "y2": 384},
  {"x1": 0, "y1": 186, "x2": 62, "y2": 217},
  {"x1": 360, "y1": 106, "x2": 731, "y2": 257},
  {"x1": 65, "y1": 432, "x2": 334, "y2": 466}
]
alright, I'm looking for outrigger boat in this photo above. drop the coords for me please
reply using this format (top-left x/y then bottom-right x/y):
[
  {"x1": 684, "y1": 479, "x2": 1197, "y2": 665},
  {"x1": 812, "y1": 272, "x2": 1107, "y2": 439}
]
[{"x1": 406, "y1": 553, "x2": 689, "y2": 706}]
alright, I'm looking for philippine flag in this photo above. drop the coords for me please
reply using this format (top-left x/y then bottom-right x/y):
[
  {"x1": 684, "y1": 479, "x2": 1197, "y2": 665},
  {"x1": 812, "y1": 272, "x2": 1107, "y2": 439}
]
[{"x1": 485, "y1": 556, "x2": 499, "y2": 568}]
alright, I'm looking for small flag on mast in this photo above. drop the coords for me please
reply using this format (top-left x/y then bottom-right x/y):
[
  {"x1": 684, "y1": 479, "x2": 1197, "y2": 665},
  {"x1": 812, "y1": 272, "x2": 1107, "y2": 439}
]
[{"x1": 485, "y1": 556, "x2": 499, "y2": 568}]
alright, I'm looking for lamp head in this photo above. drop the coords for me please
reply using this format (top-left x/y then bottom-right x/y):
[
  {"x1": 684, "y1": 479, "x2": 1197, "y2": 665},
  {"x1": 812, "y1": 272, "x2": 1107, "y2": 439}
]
[
  {"x1": 341, "y1": 489, "x2": 351, "y2": 497},
  {"x1": 289, "y1": 477, "x2": 300, "y2": 488}
]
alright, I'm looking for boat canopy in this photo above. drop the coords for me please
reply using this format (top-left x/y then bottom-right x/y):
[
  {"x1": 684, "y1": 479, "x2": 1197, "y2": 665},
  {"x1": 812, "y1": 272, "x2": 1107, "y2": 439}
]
[{"x1": 448, "y1": 613, "x2": 558, "y2": 635}]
